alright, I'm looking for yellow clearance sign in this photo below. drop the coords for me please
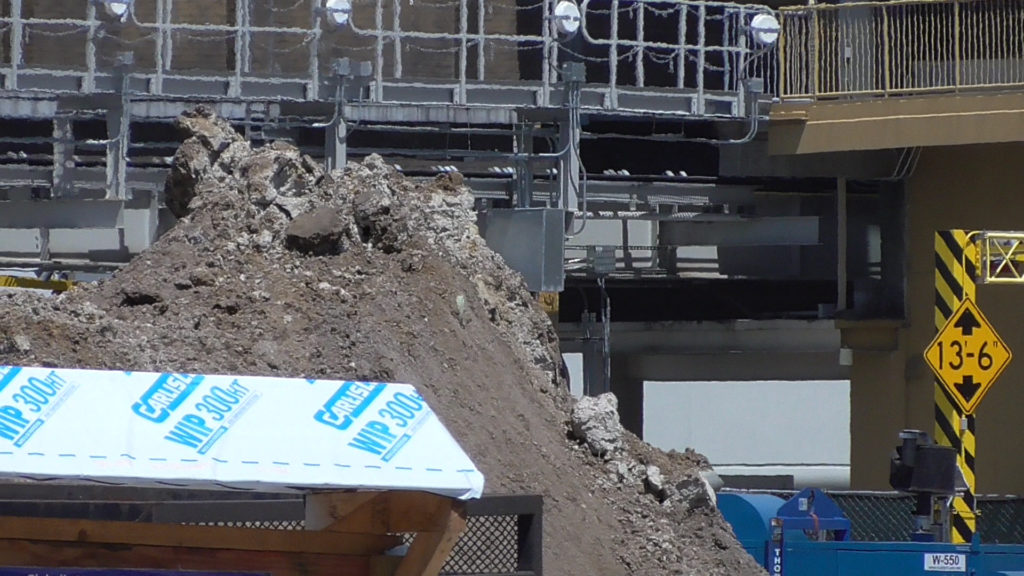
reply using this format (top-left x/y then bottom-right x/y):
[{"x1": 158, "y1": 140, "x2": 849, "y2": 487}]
[{"x1": 925, "y1": 298, "x2": 1012, "y2": 414}]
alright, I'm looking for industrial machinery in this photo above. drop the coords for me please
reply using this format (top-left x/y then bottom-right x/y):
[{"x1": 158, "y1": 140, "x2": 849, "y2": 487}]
[{"x1": 720, "y1": 430, "x2": 1024, "y2": 576}]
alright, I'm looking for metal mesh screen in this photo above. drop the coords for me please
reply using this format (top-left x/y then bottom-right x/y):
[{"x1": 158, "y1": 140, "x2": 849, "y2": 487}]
[
  {"x1": 977, "y1": 499, "x2": 1024, "y2": 544},
  {"x1": 768, "y1": 491, "x2": 1024, "y2": 544},
  {"x1": 196, "y1": 511, "x2": 527, "y2": 574},
  {"x1": 826, "y1": 493, "x2": 915, "y2": 542},
  {"x1": 440, "y1": 514, "x2": 519, "y2": 575}
]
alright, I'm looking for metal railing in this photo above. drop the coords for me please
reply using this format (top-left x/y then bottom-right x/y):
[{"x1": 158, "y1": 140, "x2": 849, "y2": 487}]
[
  {"x1": 779, "y1": 0, "x2": 1024, "y2": 100},
  {"x1": 0, "y1": 0, "x2": 776, "y2": 117},
  {"x1": 575, "y1": 1, "x2": 778, "y2": 113}
]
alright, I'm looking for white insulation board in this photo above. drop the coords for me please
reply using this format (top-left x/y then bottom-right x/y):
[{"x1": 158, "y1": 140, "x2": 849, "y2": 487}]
[{"x1": 0, "y1": 366, "x2": 484, "y2": 500}]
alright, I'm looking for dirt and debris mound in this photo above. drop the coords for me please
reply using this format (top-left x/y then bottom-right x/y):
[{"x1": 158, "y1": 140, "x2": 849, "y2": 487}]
[{"x1": 0, "y1": 108, "x2": 764, "y2": 576}]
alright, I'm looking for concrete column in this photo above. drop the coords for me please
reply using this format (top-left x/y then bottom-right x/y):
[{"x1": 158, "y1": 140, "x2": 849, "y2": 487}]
[
  {"x1": 581, "y1": 335, "x2": 608, "y2": 397},
  {"x1": 849, "y1": 347, "x2": 908, "y2": 489},
  {"x1": 514, "y1": 120, "x2": 533, "y2": 209},
  {"x1": 558, "y1": 118, "x2": 580, "y2": 215},
  {"x1": 610, "y1": 356, "x2": 644, "y2": 438},
  {"x1": 52, "y1": 115, "x2": 74, "y2": 198},
  {"x1": 837, "y1": 177, "x2": 848, "y2": 310},
  {"x1": 325, "y1": 117, "x2": 347, "y2": 172},
  {"x1": 106, "y1": 55, "x2": 132, "y2": 200},
  {"x1": 105, "y1": 104, "x2": 128, "y2": 200}
]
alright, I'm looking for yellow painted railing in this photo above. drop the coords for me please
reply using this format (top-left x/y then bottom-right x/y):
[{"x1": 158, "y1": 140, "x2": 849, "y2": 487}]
[{"x1": 779, "y1": 0, "x2": 1024, "y2": 99}]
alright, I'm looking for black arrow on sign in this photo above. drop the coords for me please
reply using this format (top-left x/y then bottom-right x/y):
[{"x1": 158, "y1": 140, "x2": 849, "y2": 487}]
[
  {"x1": 954, "y1": 307, "x2": 983, "y2": 336},
  {"x1": 955, "y1": 374, "x2": 982, "y2": 403}
]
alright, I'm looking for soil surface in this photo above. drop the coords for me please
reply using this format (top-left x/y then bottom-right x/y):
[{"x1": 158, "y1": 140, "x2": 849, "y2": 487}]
[{"x1": 0, "y1": 108, "x2": 765, "y2": 576}]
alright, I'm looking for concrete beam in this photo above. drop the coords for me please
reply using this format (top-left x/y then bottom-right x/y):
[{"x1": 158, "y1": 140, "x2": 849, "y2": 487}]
[
  {"x1": 49, "y1": 229, "x2": 125, "y2": 257},
  {"x1": 770, "y1": 92, "x2": 1024, "y2": 154},
  {"x1": 0, "y1": 229, "x2": 41, "y2": 257},
  {"x1": 560, "y1": 320, "x2": 841, "y2": 355},
  {"x1": 0, "y1": 197, "x2": 159, "y2": 229},
  {"x1": 719, "y1": 136, "x2": 905, "y2": 179},
  {"x1": 658, "y1": 216, "x2": 820, "y2": 247},
  {"x1": 621, "y1": 350, "x2": 848, "y2": 382},
  {"x1": 836, "y1": 319, "x2": 903, "y2": 352}
]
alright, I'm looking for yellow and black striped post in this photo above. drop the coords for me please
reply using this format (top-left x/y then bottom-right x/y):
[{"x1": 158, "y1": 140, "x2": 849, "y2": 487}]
[{"x1": 934, "y1": 229, "x2": 977, "y2": 543}]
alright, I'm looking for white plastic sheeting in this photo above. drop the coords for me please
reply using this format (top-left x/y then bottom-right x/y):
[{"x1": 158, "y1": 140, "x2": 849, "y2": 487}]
[{"x1": 0, "y1": 366, "x2": 484, "y2": 500}]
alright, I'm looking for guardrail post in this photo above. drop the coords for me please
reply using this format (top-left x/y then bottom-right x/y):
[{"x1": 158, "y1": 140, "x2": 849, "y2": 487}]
[
  {"x1": 6, "y1": 0, "x2": 19, "y2": 91},
  {"x1": 307, "y1": 0, "x2": 321, "y2": 100},
  {"x1": 85, "y1": 1, "x2": 98, "y2": 93},
  {"x1": 675, "y1": 4, "x2": 686, "y2": 90},
  {"x1": 457, "y1": 0, "x2": 468, "y2": 104},
  {"x1": 373, "y1": 0, "x2": 384, "y2": 102},
  {"x1": 735, "y1": 10, "x2": 747, "y2": 116},
  {"x1": 954, "y1": 0, "x2": 961, "y2": 90},
  {"x1": 635, "y1": 2, "x2": 644, "y2": 88},
  {"x1": 154, "y1": 0, "x2": 164, "y2": 94},
  {"x1": 696, "y1": 3, "x2": 706, "y2": 114},
  {"x1": 164, "y1": 0, "x2": 175, "y2": 74},
  {"x1": 394, "y1": 0, "x2": 403, "y2": 78},
  {"x1": 475, "y1": 0, "x2": 484, "y2": 80},
  {"x1": 811, "y1": 6, "x2": 819, "y2": 96},
  {"x1": 231, "y1": 0, "x2": 249, "y2": 98},
  {"x1": 778, "y1": 11, "x2": 786, "y2": 97},
  {"x1": 609, "y1": 0, "x2": 619, "y2": 109},
  {"x1": 882, "y1": 6, "x2": 890, "y2": 95}
]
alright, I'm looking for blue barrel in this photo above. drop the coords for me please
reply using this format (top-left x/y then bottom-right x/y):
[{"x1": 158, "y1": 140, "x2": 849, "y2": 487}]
[{"x1": 719, "y1": 492, "x2": 786, "y2": 570}]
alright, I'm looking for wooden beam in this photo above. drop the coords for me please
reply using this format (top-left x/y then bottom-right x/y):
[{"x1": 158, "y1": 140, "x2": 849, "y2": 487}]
[
  {"x1": 394, "y1": 504, "x2": 467, "y2": 576},
  {"x1": 305, "y1": 491, "x2": 459, "y2": 534},
  {"x1": 305, "y1": 491, "x2": 383, "y2": 531},
  {"x1": 0, "y1": 516, "x2": 401, "y2": 556},
  {"x1": 0, "y1": 539, "x2": 371, "y2": 576}
]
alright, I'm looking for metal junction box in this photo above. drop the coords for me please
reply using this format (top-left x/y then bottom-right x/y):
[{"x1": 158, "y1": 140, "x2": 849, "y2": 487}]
[{"x1": 483, "y1": 208, "x2": 565, "y2": 293}]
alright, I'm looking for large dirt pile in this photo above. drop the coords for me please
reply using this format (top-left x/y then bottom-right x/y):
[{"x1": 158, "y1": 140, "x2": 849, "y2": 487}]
[{"x1": 0, "y1": 107, "x2": 764, "y2": 576}]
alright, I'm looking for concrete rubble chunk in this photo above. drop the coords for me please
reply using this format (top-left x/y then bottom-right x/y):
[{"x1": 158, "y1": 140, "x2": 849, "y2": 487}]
[
  {"x1": 645, "y1": 464, "x2": 667, "y2": 501},
  {"x1": 571, "y1": 392, "x2": 624, "y2": 458},
  {"x1": 285, "y1": 207, "x2": 349, "y2": 256},
  {"x1": 672, "y1": 472, "x2": 718, "y2": 511},
  {"x1": 164, "y1": 105, "x2": 246, "y2": 218}
]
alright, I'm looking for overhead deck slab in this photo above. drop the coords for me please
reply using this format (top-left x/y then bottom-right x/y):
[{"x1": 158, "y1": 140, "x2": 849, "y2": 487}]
[{"x1": 769, "y1": 93, "x2": 1024, "y2": 155}]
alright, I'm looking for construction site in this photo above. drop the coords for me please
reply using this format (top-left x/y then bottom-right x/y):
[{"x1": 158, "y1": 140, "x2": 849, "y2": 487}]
[{"x1": 2, "y1": 0, "x2": 1024, "y2": 575}]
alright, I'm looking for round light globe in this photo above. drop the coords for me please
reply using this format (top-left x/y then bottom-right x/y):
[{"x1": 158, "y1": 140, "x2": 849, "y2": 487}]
[
  {"x1": 554, "y1": 1, "x2": 581, "y2": 37},
  {"x1": 324, "y1": 0, "x2": 352, "y2": 27},
  {"x1": 750, "y1": 13, "x2": 780, "y2": 46}
]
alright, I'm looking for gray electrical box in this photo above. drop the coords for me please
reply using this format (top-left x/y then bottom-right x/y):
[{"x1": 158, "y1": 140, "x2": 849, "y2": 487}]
[{"x1": 483, "y1": 208, "x2": 565, "y2": 293}]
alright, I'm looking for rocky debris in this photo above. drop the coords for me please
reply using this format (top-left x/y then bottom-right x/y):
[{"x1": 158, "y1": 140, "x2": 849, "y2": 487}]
[
  {"x1": 0, "y1": 333, "x2": 31, "y2": 355},
  {"x1": 163, "y1": 105, "x2": 245, "y2": 218},
  {"x1": 119, "y1": 286, "x2": 163, "y2": 307},
  {"x1": 571, "y1": 392, "x2": 625, "y2": 458},
  {"x1": 672, "y1": 472, "x2": 719, "y2": 511},
  {"x1": 285, "y1": 207, "x2": 350, "y2": 256},
  {"x1": 645, "y1": 464, "x2": 668, "y2": 500},
  {"x1": 0, "y1": 109, "x2": 766, "y2": 576}
]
